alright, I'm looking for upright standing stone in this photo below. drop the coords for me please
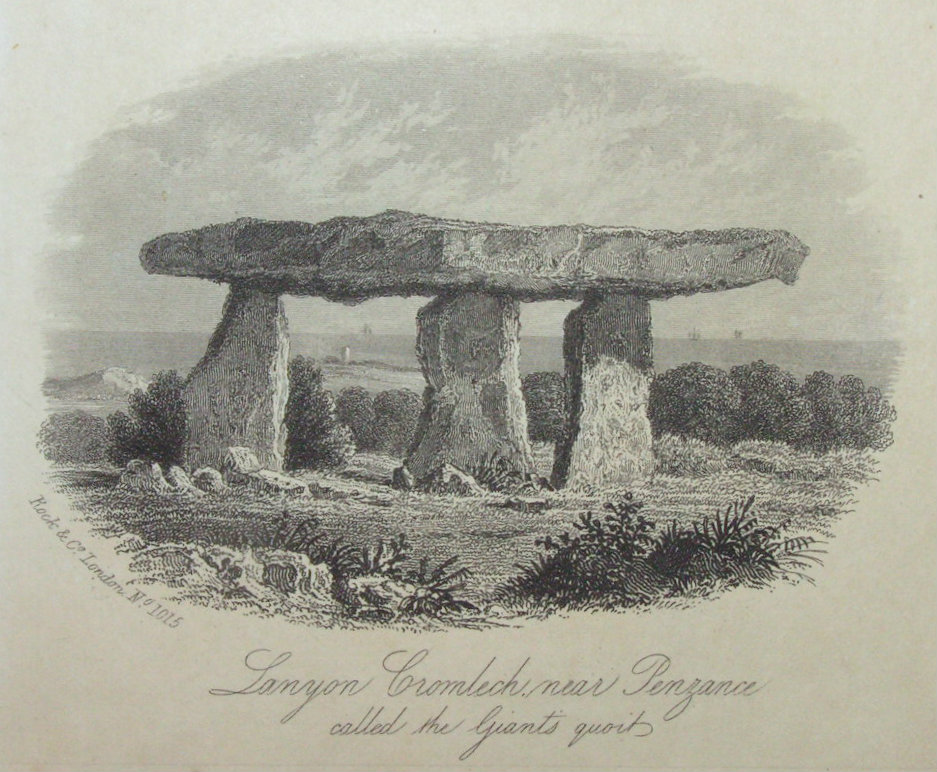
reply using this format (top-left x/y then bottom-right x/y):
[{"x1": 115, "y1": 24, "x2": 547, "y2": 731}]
[
  {"x1": 405, "y1": 292, "x2": 534, "y2": 483},
  {"x1": 553, "y1": 294, "x2": 654, "y2": 490},
  {"x1": 183, "y1": 283, "x2": 289, "y2": 471}
]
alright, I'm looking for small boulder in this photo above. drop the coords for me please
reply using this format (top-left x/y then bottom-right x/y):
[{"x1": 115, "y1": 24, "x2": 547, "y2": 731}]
[
  {"x1": 245, "y1": 470, "x2": 309, "y2": 496},
  {"x1": 501, "y1": 496, "x2": 550, "y2": 513},
  {"x1": 221, "y1": 447, "x2": 308, "y2": 495},
  {"x1": 418, "y1": 463, "x2": 486, "y2": 496},
  {"x1": 256, "y1": 549, "x2": 333, "y2": 599},
  {"x1": 343, "y1": 574, "x2": 416, "y2": 619},
  {"x1": 165, "y1": 465, "x2": 205, "y2": 496},
  {"x1": 119, "y1": 460, "x2": 174, "y2": 494},
  {"x1": 222, "y1": 446, "x2": 263, "y2": 480},
  {"x1": 192, "y1": 467, "x2": 227, "y2": 493},
  {"x1": 391, "y1": 465, "x2": 415, "y2": 491}
]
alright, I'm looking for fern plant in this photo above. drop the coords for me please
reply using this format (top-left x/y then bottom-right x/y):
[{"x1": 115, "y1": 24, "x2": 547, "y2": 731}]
[{"x1": 400, "y1": 556, "x2": 478, "y2": 617}]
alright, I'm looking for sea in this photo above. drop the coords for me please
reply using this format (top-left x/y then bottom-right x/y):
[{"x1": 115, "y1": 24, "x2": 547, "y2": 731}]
[{"x1": 44, "y1": 330, "x2": 904, "y2": 396}]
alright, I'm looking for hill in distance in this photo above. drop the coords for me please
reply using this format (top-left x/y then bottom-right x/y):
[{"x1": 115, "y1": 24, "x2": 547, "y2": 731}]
[{"x1": 43, "y1": 367, "x2": 150, "y2": 402}]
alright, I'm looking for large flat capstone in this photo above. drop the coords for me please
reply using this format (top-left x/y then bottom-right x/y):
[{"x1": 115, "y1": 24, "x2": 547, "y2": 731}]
[{"x1": 141, "y1": 210, "x2": 808, "y2": 301}]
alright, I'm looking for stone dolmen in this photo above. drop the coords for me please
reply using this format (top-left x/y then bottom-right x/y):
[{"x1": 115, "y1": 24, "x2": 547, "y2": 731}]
[{"x1": 141, "y1": 210, "x2": 808, "y2": 491}]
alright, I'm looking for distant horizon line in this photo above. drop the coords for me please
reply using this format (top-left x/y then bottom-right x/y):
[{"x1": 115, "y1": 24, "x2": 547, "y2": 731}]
[{"x1": 46, "y1": 329, "x2": 902, "y2": 344}]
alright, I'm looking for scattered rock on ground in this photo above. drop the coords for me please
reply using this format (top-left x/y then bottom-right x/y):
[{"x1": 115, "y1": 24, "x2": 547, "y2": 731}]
[
  {"x1": 342, "y1": 574, "x2": 416, "y2": 620},
  {"x1": 192, "y1": 466, "x2": 226, "y2": 492},
  {"x1": 166, "y1": 465, "x2": 205, "y2": 496},
  {"x1": 501, "y1": 496, "x2": 550, "y2": 513},
  {"x1": 221, "y1": 446, "x2": 308, "y2": 495},
  {"x1": 391, "y1": 465, "x2": 415, "y2": 491},
  {"x1": 244, "y1": 470, "x2": 309, "y2": 496},
  {"x1": 119, "y1": 460, "x2": 175, "y2": 494},
  {"x1": 255, "y1": 548, "x2": 333, "y2": 598},
  {"x1": 222, "y1": 446, "x2": 263, "y2": 480},
  {"x1": 417, "y1": 463, "x2": 486, "y2": 496},
  {"x1": 129, "y1": 542, "x2": 333, "y2": 605}
]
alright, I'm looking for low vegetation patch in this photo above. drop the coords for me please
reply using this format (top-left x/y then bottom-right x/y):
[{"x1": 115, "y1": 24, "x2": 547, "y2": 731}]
[
  {"x1": 653, "y1": 434, "x2": 730, "y2": 477},
  {"x1": 267, "y1": 515, "x2": 478, "y2": 620},
  {"x1": 498, "y1": 494, "x2": 824, "y2": 612}
]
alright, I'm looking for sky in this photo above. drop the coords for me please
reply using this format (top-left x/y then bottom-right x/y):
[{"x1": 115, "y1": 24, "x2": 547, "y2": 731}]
[{"x1": 3, "y1": 2, "x2": 934, "y2": 341}]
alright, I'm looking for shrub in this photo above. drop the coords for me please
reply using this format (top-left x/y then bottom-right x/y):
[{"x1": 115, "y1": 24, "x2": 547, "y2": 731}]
[
  {"x1": 800, "y1": 371, "x2": 846, "y2": 452},
  {"x1": 499, "y1": 494, "x2": 824, "y2": 610},
  {"x1": 335, "y1": 386, "x2": 377, "y2": 450},
  {"x1": 106, "y1": 370, "x2": 188, "y2": 467},
  {"x1": 730, "y1": 360, "x2": 812, "y2": 446},
  {"x1": 284, "y1": 357, "x2": 355, "y2": 470},
  {"x1": 799, "y1": 372, "x2": 896, "y2": 452},
  {"x1": 521, "y1": 371, "x2": 566, "y2": 443},
  {"x1": 500, "y1": 495, "x2": 660, "y2": 607},
  {"x1": 837, "y1": 375, "x2": 896, "y2": 451},
  {"x1": 38, "y1": 410, "x2": 109, "y2": 464},
  {"x1": 648, "y1": 362, "x2": 742, "y2": 445},
  {"x1": 648, "y1": 362, "x2": 896, "y2": 453},
  {"x1": 653, "y1": 434, "x2": 729, "y2": 477},
  {"x1": 399, "y1": 557, "x2": 478, "y2": 617},
  {"x1": 372, "y1": 388, "x2": 423, "y2": 457}
]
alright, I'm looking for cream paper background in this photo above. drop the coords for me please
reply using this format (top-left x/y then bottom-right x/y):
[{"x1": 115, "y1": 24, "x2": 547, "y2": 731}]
[{"x1": 1, "y1": 1, "x2": 935, "y2": 769}]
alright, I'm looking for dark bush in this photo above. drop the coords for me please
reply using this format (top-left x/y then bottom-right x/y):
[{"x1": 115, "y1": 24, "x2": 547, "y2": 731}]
[
  {"x1": 648, "y1": 361, "x2": 896, "y2": 454},
  {"x1": 800, "y1": 371, "x2": 846, "y2": 452},
  {"x1": 836, "y1": 375, "x2": 897, "y2": 451},
  {"x1": 730, "y1": 361, "x2": 812, "y2": 446},
  {"x1": 335, "y1": 386, "x2": 377, "y2": 451},
  {"x1": 38, "y1": 410, "x2": 109, "y2": 464},
  {"x1": 648, "y1": 362, "x2": 742, "y2": 445},
  {"x1": 372, "y1": 388, "x2": 422, "y2": 457},
  {"x1": 498, "y1": 495, "x2": 824, "y2": 610},
  {"x1": 284, "y1": 357, "x2": 355, "y2": 470},
  {"x1": 521, "y1": 371, "x2": 566, "y2": 443},
  {"x1": 106, "y1": 370, "x2": 188, "y2": 467}
]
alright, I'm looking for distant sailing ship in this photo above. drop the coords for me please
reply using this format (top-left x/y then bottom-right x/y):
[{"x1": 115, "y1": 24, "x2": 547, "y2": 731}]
[
  {"x1": 688, "y1": 328, "x2": 702, "y2": 341},
  {"x1": 361, "y1": 323, "x2": 374, "y2": 335},
  {"x1": 734, "y1": 329, "x2": 744, "y2": 339}
]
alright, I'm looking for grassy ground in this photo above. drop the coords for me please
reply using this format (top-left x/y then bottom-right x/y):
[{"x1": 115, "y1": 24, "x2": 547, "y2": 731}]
[{"x1": 51, "y1": 441, "x2": 875, "y2": 615}]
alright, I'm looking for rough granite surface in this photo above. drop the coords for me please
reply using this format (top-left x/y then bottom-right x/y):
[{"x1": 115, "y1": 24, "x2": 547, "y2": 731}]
[
  {"x1": 183, "y1": 286, "x2": 290, "y2": 471},
  {"x1": 406, "y1": 292, "x2": 534, "y2": 482},
  {"x1": 141, "y1": 210, "x2": 809, "y2": 301}
]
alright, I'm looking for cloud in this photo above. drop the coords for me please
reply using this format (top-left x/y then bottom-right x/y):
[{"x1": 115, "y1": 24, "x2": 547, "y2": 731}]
[{"x1": 45, "y1": 37, "x2": 896, "y2": 339}]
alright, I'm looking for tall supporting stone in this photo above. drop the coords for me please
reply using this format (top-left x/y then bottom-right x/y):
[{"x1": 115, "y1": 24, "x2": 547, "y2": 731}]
[
  {"x1": 552, "y1": 294, "x2": 654, "y2": 491},
  {"x1": 183, "y1": 283, "x2": 289, "y2": 471},
  {"x1": 405, "y1": 292, "x2": 534, "y2": 482}
]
